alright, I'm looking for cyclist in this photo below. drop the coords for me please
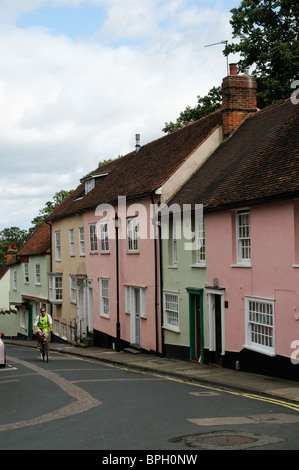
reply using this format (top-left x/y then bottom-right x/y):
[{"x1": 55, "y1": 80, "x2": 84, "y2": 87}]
[{"x1": 34, "y1": 308, "x2": 53, "y2": 357}]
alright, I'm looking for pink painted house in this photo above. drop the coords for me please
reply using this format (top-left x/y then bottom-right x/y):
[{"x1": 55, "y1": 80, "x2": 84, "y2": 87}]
[
  {"x1": 171, "y1": 92, "x2": 299, "y2": 380},
  {"x1": 48, "y1": 108, "x2": 223, "y2": 353}
]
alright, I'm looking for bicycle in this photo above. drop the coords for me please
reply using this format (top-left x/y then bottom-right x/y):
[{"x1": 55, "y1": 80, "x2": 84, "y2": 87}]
[{"x1": 40, "y1": 329, "x2": 49, "y2": 363}]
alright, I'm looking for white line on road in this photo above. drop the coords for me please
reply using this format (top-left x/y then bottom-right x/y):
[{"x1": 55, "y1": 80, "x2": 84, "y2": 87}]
[{"x1": 0, "y1": 356, "x2": 102, "y2": 432}]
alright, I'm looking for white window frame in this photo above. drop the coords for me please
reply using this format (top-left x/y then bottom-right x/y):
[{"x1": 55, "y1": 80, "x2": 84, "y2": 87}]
[
  {"x1": 54, "y1": 320, "x2": 60, "y2": 336},
  {"x1": 163, "y1": 291, "x2": 179, "y2": 332},
  {"x1": 20, "y1": 307, "x2": 25, "y2": 329},
  {"x1": 13, "y1": 269, "x2": 17, "y2": 291},
  {"x1": 35, "y1": 262, "x2": 41, "y2": 285},
  {"x1": 245, "y1": 296, "x2": 275, "y2": 356},
  {"x1": 100, "y1": 278, "x2": 110, "y2": 317},
  {"x1": 236, "y1": 209, "x2": 251, "y2": 265},
  {"x1": 196, "y1": 216, "x2": 206, "y2": 265},
  {"x1": 69, "y1": 229, "x2": 75, "y2": 257},
  {"x1": 70, "y1": 275, "x2": 77, "y2": 304},
  {"x1": 127, "y1": 216, "x2": 139, "y2": 252},
  {"x1": 70, "y1": 326, "x2": 76, "y2": 342},
  {"x1": 55, "y1": 231, "x2": 61, "y2": 261},
  {"x1": 23, "y1": 263, "x2": 29, "y2": 284},
  {"x1": 85, "y1": 178, "x2": 95, "y2": 194},
  {"x1": 89, "y1": 223, "x2": 98, "y2": 253},
  {"x1": 78, "y1": 227, "x2": 85, "y2": 256},
  {"x1": 100, "y1": 221, "x2": 110, "y2": 252},
  {"x1": 49, "y1": 274, "x2": 63, "y2": 304},
  {"x1": 61, "y1": 323, "x2": 67, "y2": 340}
]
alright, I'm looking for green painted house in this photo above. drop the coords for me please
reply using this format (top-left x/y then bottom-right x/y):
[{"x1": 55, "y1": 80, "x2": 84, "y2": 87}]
[
  {"x1": 7, "y1": 222, "x2": 51, "y2": 339},
  {"x1": 161, "y1": 206, "x2": 207, "y2": 362}
]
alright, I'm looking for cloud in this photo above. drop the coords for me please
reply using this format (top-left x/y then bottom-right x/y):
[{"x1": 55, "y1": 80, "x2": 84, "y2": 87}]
[{"x1": 0, "y1": 0, "x2": 239, "y2": 230}]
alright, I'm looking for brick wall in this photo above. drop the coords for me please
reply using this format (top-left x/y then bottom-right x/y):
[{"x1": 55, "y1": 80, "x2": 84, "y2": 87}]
[{"x1": 222, "y1": 64, "x2": 257, "y2": 137}]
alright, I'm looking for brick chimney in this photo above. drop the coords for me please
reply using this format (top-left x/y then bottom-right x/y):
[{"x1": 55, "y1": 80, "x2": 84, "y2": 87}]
[
  {"x1": 222, "y1": 63, "x2": 257, "y2": 138},
  {"x1": 6, "y1": 243, "x2": 17, "y2": 264}
]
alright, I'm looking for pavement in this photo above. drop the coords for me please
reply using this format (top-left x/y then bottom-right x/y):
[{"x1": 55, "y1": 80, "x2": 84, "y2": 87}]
[{"x1": 5, "y1": 339, "x2": 299, "y2": 404}]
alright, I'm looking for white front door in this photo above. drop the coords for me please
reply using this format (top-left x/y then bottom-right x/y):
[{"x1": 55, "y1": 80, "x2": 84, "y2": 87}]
[
  {"x1": 87, "y1": 280, "x2": 93, "y2": 333},
  {"x1": 131, "y1": 288, "x2": 141, "y2": 346},
  {"x1": 77, "y1": 279, "x2": 86, "y2": 340}
]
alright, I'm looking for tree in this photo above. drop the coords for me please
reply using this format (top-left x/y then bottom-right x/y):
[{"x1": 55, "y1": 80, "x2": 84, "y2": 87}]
[
  {"x1": 162, "y1": 86, "x2": 222, "y2": 133},
  {"x1": 224, "y1": 0, "x2": 299, "y2": 108},
  {"x1": 0, "y1": 227, "x2": 29, "y2": 267},
  {"x1": 29, "y1": 189, "x2": 73, "y2": 234}
]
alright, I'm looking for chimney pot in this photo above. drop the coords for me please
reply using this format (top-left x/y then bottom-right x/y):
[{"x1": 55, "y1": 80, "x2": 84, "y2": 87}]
[
  {"x1": 229, "y1": 63, "x2": 238, "y2": 75},
  {"x1": 6, "y1": 243, "x2": 18, "y2": 264}
]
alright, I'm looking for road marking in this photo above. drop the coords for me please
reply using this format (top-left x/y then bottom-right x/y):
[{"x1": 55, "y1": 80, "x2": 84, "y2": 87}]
[
  {"x1": 72, "y1": 377, "x2": 165, "y2": 383},
  {"x1": 0, "y1": 356, "x2": 102, "y2": 433},
  {"x1": 188, "y1": 413, "x2": 299, "y2": 426},
  {"x1": 0, "y1": 379, "x2": 19, "y2": 385},
  {"x1": 52, "y1": 351, "x2": 299, "y2": 413},
  {"x1": 0, "y1": 365, "x2": 17, "y2": 371}
]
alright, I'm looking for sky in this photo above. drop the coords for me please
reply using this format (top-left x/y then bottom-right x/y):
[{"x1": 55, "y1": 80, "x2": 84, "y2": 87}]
[{"x1": 0, "y1": 0, "x2": 242, "y2": 231}]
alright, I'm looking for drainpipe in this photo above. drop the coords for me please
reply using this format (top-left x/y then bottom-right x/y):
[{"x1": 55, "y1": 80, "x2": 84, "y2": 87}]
[
  {"x1": 45, "y1": 219, "x2": 53, "y2": 319},
  {"x1": 151, "y1": 192, "x2": 161, "y2": 356},
  {"x1": 114, "y1": 213, "x2": 120, "y2": 352}
]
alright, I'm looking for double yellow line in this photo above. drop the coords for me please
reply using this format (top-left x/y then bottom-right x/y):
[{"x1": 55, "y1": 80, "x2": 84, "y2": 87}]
[{"x1": 66, "y1": 352, "x2": 299, "y2": 412}]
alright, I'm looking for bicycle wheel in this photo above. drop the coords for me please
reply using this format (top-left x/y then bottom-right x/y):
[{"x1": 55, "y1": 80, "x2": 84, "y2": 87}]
[{"x1": 41, "y1": 341, "x2": 45, "y2": 361}]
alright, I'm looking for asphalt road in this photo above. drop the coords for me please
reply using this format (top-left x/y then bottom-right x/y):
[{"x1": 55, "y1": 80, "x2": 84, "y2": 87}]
[{"x1": 1, "y1": 344, "x2": 299, "y2": 453}]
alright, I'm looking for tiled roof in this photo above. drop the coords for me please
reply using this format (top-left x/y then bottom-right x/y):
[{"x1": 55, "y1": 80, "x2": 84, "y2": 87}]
[
  {"x1": 17, "y1": 221, "x2": 50, "y2": 257},
  {"x1": 48, "y1": 110, "x2": 222, "y2": 220},
  {"x1": 171, "y1": 98, "x2": 299, "y2": 211}
]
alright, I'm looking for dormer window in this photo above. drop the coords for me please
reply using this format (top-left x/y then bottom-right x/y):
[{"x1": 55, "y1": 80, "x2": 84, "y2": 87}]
[
  {"x1": 80, "y1": 170, "x2": 111, "y2": 197},
  {"x1": 85, "y1": 178, "x2": 95, "y2": 194}
]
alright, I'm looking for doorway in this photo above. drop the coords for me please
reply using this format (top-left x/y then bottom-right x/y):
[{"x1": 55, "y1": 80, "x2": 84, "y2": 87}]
[
  {"x1": 28, "y1": 304, "x2": 33, "y2": 340},
  {"x1": 186, "y1": 288, "x2": 204, "y2": 363},
  {"x1": 207, "y1": 290, "x2": 225, "y2": 365},
  {"x1": 132, "y1": 288, "x2": 141, "y2": 346},
  {"x1": 87, "y1": 280, "x2": 93, "y2": 334},
  {"x1": 76, "y1": 277, "x2": 87, "y2": 341}
]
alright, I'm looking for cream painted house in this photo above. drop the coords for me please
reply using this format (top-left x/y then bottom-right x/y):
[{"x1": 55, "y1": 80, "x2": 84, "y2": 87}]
[{"x1": 49, "y1": 214, "x2": 87, "y2": 343}]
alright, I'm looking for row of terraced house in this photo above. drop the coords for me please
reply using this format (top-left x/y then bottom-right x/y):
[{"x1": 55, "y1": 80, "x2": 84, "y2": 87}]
[{"x1": 1, "y1": 64, "x2": 299, "y2": 381}]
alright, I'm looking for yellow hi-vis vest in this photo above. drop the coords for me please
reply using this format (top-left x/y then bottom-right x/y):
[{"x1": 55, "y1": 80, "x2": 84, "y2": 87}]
[{"x1": 37, "y1": 314, "x2": 50, "y2": 333}]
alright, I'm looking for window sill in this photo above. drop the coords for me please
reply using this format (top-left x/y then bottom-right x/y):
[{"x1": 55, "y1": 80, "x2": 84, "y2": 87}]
[
  {"x1": 163, "y1": 325, "x2": 180, "y2": 333},
  {"x1": 190, "y1": 263, "x2": 206, "y2": 268},
  {"x1": 167, "y1": 265, "x2": 177, "y2": 269},
  {"x1": 127, "y1": 251, "x2": 140, "y2": 255},
  {"x1": 243, "y1": 344, "x2": 276, "y2": 357},
  {"x1": 231, "y1": 263, "x2": 251, "y2": 268}
]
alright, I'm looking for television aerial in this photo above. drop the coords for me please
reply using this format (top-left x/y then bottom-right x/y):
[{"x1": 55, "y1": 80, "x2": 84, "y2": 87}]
[{"x1": 205, "y1": 40, "x2": 229, "y2": 75}]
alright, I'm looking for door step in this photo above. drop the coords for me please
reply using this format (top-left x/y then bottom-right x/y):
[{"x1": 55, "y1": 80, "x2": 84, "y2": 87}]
[{"x1": 124, "y1": 347, "x2": 140, "y2": 354}]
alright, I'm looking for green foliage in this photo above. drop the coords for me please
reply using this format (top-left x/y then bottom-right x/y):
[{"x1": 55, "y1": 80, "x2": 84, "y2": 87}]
[
  {"x1": 0, "y1": 227, "x2": 29, "y2": 267},
  {"x1": 29, "y1": 189, "x2": 73, "y2": 234},
  {"x1": 0, "y1": 190, "x2": 74, "y2": 266},
  {"x1": 224, "y1": 0, "x2": 299, "y2": 108},
  {"x1": 162, "y1": 86, "x2": 222, "y2": 133}
]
